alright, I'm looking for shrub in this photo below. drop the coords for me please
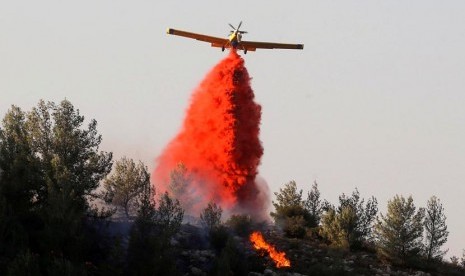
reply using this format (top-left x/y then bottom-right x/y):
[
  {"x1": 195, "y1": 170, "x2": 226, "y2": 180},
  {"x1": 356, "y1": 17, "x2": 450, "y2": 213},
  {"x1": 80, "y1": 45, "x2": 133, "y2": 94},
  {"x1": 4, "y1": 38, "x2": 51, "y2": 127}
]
[{"x1": 226, "y1": 214, "x2": 252, "y2": 237}]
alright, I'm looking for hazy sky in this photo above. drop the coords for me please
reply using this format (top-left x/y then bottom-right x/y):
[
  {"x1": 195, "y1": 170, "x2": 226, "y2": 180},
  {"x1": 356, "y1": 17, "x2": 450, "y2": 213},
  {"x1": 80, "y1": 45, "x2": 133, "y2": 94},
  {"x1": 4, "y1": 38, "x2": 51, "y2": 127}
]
[{"x1": 1, "y1": 1, "x2": 464, "y2": 258}]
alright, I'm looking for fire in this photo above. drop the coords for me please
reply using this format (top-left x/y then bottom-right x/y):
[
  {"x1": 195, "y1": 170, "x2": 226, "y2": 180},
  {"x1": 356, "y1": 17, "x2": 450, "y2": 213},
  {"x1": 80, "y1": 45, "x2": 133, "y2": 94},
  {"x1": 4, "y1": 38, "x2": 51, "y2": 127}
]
[{"x1": 249, "y1": 231, "x2": 291, "y2": 268}]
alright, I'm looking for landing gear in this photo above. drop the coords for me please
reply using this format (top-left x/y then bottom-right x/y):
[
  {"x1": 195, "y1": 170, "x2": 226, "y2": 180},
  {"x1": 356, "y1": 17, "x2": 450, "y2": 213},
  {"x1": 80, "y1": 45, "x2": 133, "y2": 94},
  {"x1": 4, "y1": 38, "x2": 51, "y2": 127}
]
[
  {"x1": 244, "y1": 49, "x2": 247, "y2": 54},
  {"x1": 222, "y1": 46, "x2": 225, "y2": 52}
]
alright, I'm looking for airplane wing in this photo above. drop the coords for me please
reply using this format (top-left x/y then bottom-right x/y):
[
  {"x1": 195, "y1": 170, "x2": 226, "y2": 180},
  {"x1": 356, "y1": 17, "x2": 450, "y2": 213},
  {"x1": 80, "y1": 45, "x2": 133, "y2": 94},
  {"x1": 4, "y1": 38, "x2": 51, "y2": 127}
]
[
  {"x1": 167, "y1": 28, "x2": 228, "y2": 47},
  {"x1": 241, "y1": 40, "x2": 304, "y2": 51}
]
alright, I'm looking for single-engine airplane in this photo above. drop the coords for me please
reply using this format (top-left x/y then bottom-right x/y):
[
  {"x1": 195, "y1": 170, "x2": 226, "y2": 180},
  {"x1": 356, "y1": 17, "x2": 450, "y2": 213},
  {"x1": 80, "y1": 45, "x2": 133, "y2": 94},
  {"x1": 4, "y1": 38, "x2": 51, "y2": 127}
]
[{"x1": 166, "y1": 21, "x2": 303, "y2": 54}]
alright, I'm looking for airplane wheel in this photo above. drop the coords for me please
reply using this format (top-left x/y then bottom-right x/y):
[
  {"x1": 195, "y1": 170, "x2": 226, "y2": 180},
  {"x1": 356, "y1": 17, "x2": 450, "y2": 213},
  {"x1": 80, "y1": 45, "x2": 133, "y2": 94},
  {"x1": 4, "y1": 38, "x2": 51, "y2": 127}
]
[
  {"x1": 244, "y1": 49, "x2": 247, "y2": 54},
  {"x1": 222, "y1": 46, "x2": 225, "y2": 52}
]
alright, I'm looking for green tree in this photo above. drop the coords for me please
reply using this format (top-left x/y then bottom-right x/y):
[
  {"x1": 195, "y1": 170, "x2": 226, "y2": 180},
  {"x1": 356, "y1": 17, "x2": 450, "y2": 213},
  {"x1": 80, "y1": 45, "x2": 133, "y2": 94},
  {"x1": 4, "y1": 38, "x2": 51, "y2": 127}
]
[
  {"x1": 154, "y1": 191, "x2": 184, "y2": 240},
  {"x1": 461, "y1": 250, "x2": 465, "y2": 268},
  {"x1": 272, "y1": 180, "x2": 303, "y2": 213},
  {"x1": 423, "y1": 196, "x2": 449, "y2": 261},
  {"x1": 127, "y1": 185, "x2": 184, "y2": 275},
  {"x1": 0, "y1": 106, "x2": 42, "y2": 265},
  {"x1": 27, "y1": 100, "x2": 113, "y2": 259},
  {"x1": 210, "y1": 237, "x2": 248, "y2": 276},
  {"x1": 319, "y1": 189, "x2": 378, "y2": 250},
  {"x1": 127, "y1": 183, "x2": 159, "y2": 275},
  {"x1": 167, "y1": 163, "x2": 197, "y2": 209},
  {"x1": 200, "y1": 201, "x2": 223, "y2": 232},
  {"x1": 226, "y1": 214, "x2": 252, "y2": 237},
  {"x1": 1, "y1": 100, "x2": 113, "y2": 272},
  {"x1": 271, "y1": 181, "x2": 311, "y2": 238},
  {"x1": 102, "y1": 157, "x2": 149, "y2": 219},
  {"x1": 303, "y1": 181, "x2": 323, "y2": 227},
  {"x1": 375, "y1": 195, "x2": 425, "y2": 265}
]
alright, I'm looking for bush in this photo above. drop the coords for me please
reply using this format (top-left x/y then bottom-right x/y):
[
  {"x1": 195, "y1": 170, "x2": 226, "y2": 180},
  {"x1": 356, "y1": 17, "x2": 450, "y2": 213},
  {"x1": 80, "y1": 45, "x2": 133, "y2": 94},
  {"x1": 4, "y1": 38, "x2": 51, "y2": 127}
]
[
  {"x1": 210, "y1": 237, "x2": 248, "y2": 275},
  {"x1": 283, "y1": 215, "x2": 307, "y2": 238},
  {"x1": 7, "y1": 250, "x2": 40, "y2": 276},
  {"x1": 226, "y1": 214, "x2": 252, "y2": 237},
  {"x1": 209, "y1": 225, "x2": 230, "y2": 251}
]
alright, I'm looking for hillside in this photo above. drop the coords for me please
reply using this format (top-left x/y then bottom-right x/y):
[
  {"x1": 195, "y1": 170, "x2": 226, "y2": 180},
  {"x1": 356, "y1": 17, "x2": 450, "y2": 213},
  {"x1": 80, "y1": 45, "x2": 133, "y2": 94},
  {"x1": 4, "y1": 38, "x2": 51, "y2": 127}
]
[{"x1": 165, "y1": 223, "x2": 465, "y2": 276}]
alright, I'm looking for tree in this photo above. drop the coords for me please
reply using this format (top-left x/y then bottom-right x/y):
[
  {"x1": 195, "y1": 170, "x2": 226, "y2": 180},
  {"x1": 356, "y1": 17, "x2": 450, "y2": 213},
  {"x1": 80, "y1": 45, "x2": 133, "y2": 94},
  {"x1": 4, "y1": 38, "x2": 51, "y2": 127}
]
[
  {"x1": 303, "y1": 181, "x2": 324, "y2": 227},
  {"x1": 461, "y1": 250, "x2": 465, "y2": 268},
  {"x1": 200, "y1": 201, "x2": 223, "y2": 232},
  {"x1": 270, "y1": 180, "x2": 304, "y2": 224},
  {"x1": 270, "y1": 181, "x2": 312, "y2": 238},
  {"x1": 167, "y1": 163, "x2": 198, "y2": 211},
  {"x1": 272, "y1": 180, "x2": 303, "y2": 212},
  {"x1": 375, "y1": 195, "x2": 425, "y2": 265},
  {"x1": 0, "y1": 106, "x2": 42, "y2": 263},
  {"x1": 154, "y1": 191, "x2": 184, "y2": 240},
  {"x1": 0, "y1": 100, "x2": 113, "y2": 272},
  {"x1": 226, "y1": 214, "x2": 252, "y2": 237},
  {"x1": 27, "y1": 100, "x2": 113, "y2": 259},
  {"x1": 319, "y1": 189, "x2": 378, "y2": 250},
  {"x1": 127, "y1": 185, "x2": 184, "y2": 275},
  {"x1": 102, "y1": 157, "x2": 149, "y2": 219},
  {"x1": 423, "y1": 196, "x2": 449, "y2": 261}
]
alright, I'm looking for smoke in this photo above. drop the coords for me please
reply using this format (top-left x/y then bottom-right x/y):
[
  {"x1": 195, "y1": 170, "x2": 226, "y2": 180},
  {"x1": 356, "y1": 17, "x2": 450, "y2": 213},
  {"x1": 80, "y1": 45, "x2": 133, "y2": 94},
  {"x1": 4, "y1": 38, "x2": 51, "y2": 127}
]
[{"x1": 153, "y1": 50, "x2": 270, "y2": 220}]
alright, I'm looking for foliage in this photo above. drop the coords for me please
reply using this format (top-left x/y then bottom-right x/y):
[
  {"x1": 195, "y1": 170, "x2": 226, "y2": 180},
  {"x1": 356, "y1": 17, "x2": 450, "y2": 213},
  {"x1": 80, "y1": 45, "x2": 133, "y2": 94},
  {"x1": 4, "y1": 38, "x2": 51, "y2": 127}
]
[
  {"x1": 283, "y1": 215, "x2": 307, "y2": 238},
  {"x1": 461, "y1": 250, "x2": 465, "y2": 268},
  {"x1": 6, "y1": 250, "x2": 41, "y2": 276},
  {"x1": 271, "y1": 180, "x2": 303, "y2": 217},
  {"x1": 375, "y1": 195, "x2": 425, "y2": 265},
  {"x1": 271, "y1": 181, "x2": 316, "y2": 238},
  {"x1": 210, "y1": 237, "x2": 248, "y2": 276},
  {"x1": 200, "y1": 201, "x2": 223, "y2": 232},
  {"x1": 0, "y1": 100, "x2": 113, "y2": 273},
  {"x1": 155, "y1": 191, "x2": 185, "y2": 239},
  {"x1": 0, "y1": 106, "x2": 42, "y2": 263},
  {"x1": 167, "y1": 163, "x2": 199, "y2": 211},
  {"x1": 319, "y1": 189, "x2": 378, "y2": 250},
  {"x1": 209, "y1": 224, "x2": 230, "y2": 252},
  {"x1": 127, "y1": 185, "x2": 184, "y2": 275},
  {"x1": 423, "y1": 196, "x2": 449, "y2": 261},
  {"x1": 102, "y1": 157, "x2": 149, "y2": 219},
  {"x1": 303, "y1": 181, "x2": 324, "y2": 227},
  {"x1": 226, "y1": 214, "x2": 252, "y2": 237}
]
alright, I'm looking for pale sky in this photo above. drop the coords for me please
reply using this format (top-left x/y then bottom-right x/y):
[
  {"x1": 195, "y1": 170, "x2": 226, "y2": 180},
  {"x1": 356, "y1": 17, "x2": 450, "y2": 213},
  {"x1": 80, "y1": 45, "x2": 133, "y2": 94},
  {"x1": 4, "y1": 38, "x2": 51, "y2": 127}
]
[{"x1": 1, "y1": 1, "x2": 464, "y2": 258}]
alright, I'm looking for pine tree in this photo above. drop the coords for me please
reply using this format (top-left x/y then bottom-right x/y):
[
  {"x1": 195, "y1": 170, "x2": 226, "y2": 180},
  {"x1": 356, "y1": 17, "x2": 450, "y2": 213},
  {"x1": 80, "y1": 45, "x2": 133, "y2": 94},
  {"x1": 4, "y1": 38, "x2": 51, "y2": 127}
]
[
  {"x1": 375, "y1": 195, "x2": 425, "y2": 265},
  {"x1": 270, "y1": 181, "x2": 310, "y2": 238},
  {"x1": 102, "y1": 157, "x2": 149, "y2": 219},
  {"x1": 0, "y1": 106, "x2": 42, "y2": 264},
  {"x1": 200, "y1": 201, "x2": 223, "y2": 232},
  {"x1": 303, "y1": 181, "x2": 323, "y2": 227},
  {"x1": 167, "y1": 162, "x2": 199, "y2": 211},
  {"x1": 319, "y1": 189, "x2": 377, "y2": 250},
  {"x1": 270, "y1": 180, "x2": 305, "y2": 224},
  {"x1": 127, "y1": 186, "x2": 184, "y2": 275},
  {"x1": 423, "y1": 196, "x2": 449, "y2": 261}
]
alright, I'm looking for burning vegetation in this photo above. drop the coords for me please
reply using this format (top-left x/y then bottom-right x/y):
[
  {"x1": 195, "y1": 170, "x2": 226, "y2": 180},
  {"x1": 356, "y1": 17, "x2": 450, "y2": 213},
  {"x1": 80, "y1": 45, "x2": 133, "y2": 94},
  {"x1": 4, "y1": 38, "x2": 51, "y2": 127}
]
[{"x1": 249, "y1": 231, "x2": 291, "y2": 268}]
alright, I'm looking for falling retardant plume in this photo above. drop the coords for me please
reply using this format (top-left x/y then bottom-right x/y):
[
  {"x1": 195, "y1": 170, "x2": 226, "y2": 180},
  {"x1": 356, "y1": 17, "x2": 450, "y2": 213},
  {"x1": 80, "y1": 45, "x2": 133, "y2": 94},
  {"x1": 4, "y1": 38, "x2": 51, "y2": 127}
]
[{"x1": 153, "y1": 50, "x2": 270, "y2": 220}]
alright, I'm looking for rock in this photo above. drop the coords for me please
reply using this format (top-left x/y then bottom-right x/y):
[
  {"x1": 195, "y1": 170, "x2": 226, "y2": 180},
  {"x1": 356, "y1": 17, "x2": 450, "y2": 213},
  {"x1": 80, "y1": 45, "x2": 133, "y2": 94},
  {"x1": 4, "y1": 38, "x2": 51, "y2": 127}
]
[
  {"x1": 263, "y1": 268, "x2": 277, "y2": 276},
  {"x1": 190, "y1": 266, "x2": 205, "y2": 276},
  {"x1": 344, "y1": 266, "x2": 354, "y2": 272},
  {"x1": 344, "y1": 259, "x2": 354, "y2": 265}
]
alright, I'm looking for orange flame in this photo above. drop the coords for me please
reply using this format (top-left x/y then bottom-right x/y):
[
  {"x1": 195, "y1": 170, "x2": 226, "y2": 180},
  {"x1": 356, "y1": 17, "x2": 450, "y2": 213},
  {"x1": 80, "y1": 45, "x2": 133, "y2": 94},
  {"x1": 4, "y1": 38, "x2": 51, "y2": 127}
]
[{"x1": 249, "y1": 231, "x2": 291, "y2": 268}]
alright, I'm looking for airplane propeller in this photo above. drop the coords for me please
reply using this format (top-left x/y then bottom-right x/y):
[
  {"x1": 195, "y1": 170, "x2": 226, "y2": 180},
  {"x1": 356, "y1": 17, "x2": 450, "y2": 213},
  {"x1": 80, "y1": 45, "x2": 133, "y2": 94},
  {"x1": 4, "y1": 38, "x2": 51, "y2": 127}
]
[{"x1": 229, "y1": 21, "x2": 248, "y2": 34}]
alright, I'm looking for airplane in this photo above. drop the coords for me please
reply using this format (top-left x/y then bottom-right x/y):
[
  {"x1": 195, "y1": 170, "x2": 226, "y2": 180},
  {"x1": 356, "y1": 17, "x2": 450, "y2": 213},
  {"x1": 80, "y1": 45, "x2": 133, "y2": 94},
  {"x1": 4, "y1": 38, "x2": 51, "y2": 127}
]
[{"x1": 166, "y1": 21, "x2": 304, "y2": 54}]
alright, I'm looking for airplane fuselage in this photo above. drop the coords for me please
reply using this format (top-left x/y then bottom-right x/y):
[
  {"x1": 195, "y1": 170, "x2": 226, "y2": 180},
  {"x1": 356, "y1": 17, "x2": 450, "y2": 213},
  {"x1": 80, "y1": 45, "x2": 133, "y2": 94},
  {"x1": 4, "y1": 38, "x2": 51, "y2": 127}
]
[{"x1": 228, "y1": 32, "x2": 242, "y2": 48}]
